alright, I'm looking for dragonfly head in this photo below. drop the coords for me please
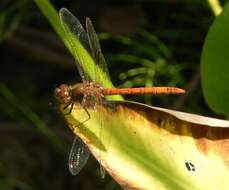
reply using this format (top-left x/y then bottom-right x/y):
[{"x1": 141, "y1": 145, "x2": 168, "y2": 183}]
[{"x1": 54, "y1": 84, "x2": 72, "y2": 104}]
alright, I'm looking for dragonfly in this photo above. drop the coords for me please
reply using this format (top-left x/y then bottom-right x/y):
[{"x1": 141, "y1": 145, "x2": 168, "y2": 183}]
[{"x1": 54, "y1": 8, "x2": 185, "y2": 177}]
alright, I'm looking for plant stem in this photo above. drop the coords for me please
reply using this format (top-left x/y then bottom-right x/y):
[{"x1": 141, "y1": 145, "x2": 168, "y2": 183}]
[{"x1": 207, "y1": 0, "x2": 222, "y2": 16}]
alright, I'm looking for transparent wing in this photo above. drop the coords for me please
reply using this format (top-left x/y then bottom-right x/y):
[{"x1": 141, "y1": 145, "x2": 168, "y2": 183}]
[
  {"x1": 85, "y1": 17, "x2": 111, "y2": 83},
  {"x1": 59, "y1": 8, "x2": 90, "y2": 81},
  {"x1": 86, "y1": 18, "x2": 110, "y2": 177},
  {"x1": 68, "y1": 137, "x2": 90, "y2": 175}
]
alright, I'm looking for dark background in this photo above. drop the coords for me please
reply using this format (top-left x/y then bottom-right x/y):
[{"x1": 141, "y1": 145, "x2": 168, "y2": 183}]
[{"x1": 0, "y1": 0, "x2": 226, "y2": 189}]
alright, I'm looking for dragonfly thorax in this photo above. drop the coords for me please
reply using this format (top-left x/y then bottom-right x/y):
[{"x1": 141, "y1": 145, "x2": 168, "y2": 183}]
[{"x1": 54, "y1": 82, "x2": 104, "y2": 106}]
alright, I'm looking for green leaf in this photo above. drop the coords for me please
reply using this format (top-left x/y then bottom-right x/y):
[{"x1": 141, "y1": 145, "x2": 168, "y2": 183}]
[
  {"x1": 201, "y1": 1, "x2": 229, "y2": 115},
  {"x1": 62, "y1": 101, "x2": 229, "y2": 190}
]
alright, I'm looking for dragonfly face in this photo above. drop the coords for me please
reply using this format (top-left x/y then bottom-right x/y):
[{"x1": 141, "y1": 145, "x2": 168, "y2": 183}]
[{"x1": 54, "y1": 84, "x2": 72, "y2": 105}]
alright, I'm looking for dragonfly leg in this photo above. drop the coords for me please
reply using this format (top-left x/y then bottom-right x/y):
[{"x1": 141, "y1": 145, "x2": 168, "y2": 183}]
[
  {"x1": 63, "y1": 102, "x2": 74, "y2": 115},
  {"x1": 100, "y1": 165, "x2": 106, "y2": 179},
  {"x1": 80, "y1": 103, "x2": 91, "y2": 123},
  {"x1": 73, "y1": 105, "x2": 91, "y2": 129}
]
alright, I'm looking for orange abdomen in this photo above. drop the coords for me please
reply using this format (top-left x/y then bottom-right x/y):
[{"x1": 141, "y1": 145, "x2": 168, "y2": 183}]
[{"x1": 102, "y1": 87, "x2": 185, "y2": 96}]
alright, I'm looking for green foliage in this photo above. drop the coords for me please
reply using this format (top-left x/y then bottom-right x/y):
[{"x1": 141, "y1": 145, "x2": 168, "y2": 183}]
[
  {"x1": 0, "y1": 0, "x2": 28, "y2": 41},
  {"x1": 201, "y1": 1, "x2": 229, "y2": 116}
]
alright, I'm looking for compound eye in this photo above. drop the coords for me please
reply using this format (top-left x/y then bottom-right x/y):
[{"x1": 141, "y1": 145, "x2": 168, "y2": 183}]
[
  {"x1": 54, "y1": 87, "x2": 60, "y2": 96},
  {"x1": 54, "y1": 84, "x2": 71, "y2": 104},
  {"x1": 64, "y1": 90, "x2": 69, "y2": 96},
  {"x1": 54, "y1": 87, "x2": 62, "y2": 101}
]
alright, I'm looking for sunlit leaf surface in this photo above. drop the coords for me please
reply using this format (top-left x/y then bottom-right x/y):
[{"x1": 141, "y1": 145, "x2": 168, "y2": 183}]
[{"x1": 60, "y1": 101, "x2": 229, "y2": 190}]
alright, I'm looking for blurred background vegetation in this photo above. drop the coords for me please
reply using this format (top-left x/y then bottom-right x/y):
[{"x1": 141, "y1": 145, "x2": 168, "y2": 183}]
[{"x1": 0, "y1": 0, "x2": 227, "y2": 189}]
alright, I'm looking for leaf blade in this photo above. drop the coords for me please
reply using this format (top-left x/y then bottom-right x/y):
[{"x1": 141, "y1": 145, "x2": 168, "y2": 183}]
[
  {"x1": 63, "y1": 101, "x2": 229, "y2": 190},
  {"x1": 201, "y1": 1, "x2": 229, "y2": 115}
]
